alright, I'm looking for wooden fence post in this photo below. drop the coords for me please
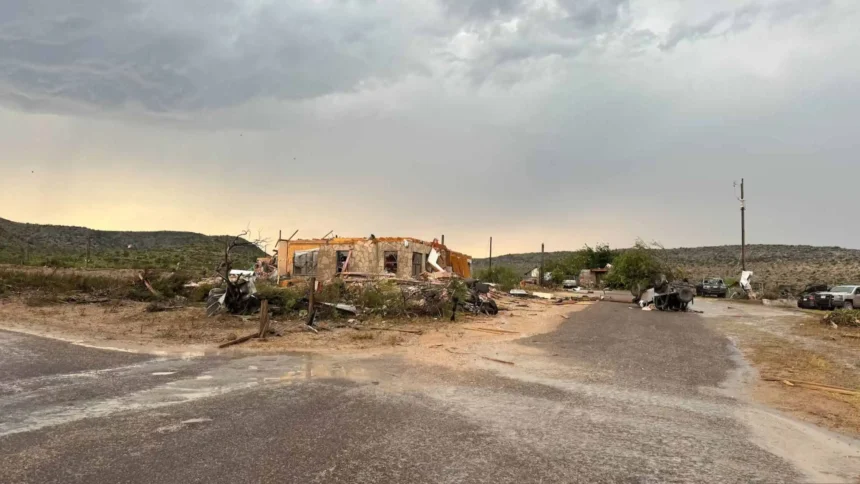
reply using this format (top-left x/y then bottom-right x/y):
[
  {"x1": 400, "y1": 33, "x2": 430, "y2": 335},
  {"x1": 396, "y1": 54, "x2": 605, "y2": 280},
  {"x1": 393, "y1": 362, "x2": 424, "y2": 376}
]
[{"x1": 258, "y1": 299, "x2": 270, "y2": 338}]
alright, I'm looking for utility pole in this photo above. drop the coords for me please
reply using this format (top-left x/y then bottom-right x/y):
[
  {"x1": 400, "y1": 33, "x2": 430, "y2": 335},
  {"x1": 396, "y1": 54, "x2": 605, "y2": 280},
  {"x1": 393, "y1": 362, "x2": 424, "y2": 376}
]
[
  {"x1": 489, "y1": 237, "x2": 493, "y2": 273},
  {"x1": 540, "y1": 243, "x2": 545, "y2": 287},
  {"x1": 736, "y1": 179, "x2": 746, "y2": 271}
]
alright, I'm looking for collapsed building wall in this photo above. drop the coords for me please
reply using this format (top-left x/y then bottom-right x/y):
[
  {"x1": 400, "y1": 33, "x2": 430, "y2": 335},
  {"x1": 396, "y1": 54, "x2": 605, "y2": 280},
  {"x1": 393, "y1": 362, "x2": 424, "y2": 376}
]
[{"x1": 275, "y1": 237, "x2": 471, "y2": 281}]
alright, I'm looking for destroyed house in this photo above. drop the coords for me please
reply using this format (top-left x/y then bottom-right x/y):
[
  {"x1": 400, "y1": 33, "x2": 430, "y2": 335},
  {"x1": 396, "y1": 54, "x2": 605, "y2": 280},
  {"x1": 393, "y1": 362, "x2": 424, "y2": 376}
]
[{"x1": 275, "y1": 237, "x2": 471, "y2": 281}]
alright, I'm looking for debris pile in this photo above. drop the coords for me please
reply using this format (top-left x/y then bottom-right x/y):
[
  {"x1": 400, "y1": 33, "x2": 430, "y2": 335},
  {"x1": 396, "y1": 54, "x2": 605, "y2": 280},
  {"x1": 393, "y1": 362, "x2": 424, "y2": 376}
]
[
  {"x1": 634, "y1": 276, "x2": 696, "y2": 312},
  {"x1": 205, "y1": 275, "x2": 259, "y2": 317}
]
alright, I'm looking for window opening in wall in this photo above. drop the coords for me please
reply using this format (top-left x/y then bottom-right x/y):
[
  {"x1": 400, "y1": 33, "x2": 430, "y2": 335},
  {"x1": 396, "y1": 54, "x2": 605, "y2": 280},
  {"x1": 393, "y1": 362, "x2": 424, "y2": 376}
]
[
  {"x1": 384, "y1": 251, "x2": 398, "y2": 273},
  {"x1": 293, "y1": 249, "x2": 318, "y2": 276},
  {"x1": 336, "y1": 251, "x2": 350, "y2": 273},
  {"x1": 412, "y1": 252, "x2": 424, "y2": 277}
]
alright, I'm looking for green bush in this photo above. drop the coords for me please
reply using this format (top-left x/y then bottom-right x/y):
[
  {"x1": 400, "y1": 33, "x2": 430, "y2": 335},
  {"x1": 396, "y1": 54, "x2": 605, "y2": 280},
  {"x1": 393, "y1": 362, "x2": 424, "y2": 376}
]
[
  {"x1": 474, "y1": 266, "x2": 521, "y2": 291},
  {"x1": 355, "y1": 280, "x2": 405, "y2": 316},
  {"x1": 150, "y1": 271, "x2": 194, "y2": 298},
  {"x1": 255, "y1": 283, "x2": 305, "y2": 315},
  {"x1": 604, "y1": 240, "x2": 673, "y2": 291},
  {"x1": 546, "y1": 252, "x2": 588, "y2": 283},
  {"x1": 188, "y1": 283, "x2": 215, "y2": 303},
  {"x1": 318, "y1": 279, "x2": 347, "y2": 303}
]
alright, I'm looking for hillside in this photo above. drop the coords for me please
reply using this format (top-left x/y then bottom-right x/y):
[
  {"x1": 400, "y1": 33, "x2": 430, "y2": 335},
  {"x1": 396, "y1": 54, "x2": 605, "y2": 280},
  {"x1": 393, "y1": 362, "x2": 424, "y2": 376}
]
[
  {"x1": 473, "y1": 245, "x2": 860, "y2": 294},
  {"x1": 0, "y1": 217, "x2": 266, "y2": 274}
]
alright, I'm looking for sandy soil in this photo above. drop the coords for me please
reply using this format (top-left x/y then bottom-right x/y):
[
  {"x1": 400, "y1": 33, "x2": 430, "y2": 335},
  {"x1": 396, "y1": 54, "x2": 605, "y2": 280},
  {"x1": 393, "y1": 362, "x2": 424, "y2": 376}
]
[
  {"x1": 698, "y1": 299, "x2": 860, "y2": 436},
  {"x1": 0, "y1": 293, "x2": 590, "y2": 365}
]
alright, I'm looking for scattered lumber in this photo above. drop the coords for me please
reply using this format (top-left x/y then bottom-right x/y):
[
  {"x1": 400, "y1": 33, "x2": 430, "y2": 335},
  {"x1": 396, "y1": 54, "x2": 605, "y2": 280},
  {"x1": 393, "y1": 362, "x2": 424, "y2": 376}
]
[
  {"x1": 463, "y1": 327, "x2": 519, "y2": 335},
  {"x1": 480, "y1": 356, "x2": 515, "y2": 366},
  {"x1": 840, "y1": 333, "x2": 860, "y2": 339},
  {"x1": 145, "y1": 303, "x2": 185, "y2": 313},
  {"x1": 138, "y1": 273, "x2": 161, "y2": 297},
  {"x1": 218, "y1": 332, "x2": 258, "y2": 349},
  {"x1": 763, "y1": 377, "x2": 859, "y2": 396},
  {"x1": 367, "y1": 327, "x2": 423, "y2": 335},
  {"x1": 444, "y1": 348, "x2": 515, "y2": 366}
]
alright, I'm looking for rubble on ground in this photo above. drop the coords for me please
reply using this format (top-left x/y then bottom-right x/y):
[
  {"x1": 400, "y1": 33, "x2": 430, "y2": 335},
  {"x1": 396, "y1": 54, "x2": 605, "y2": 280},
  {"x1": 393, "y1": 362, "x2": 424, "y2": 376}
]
[{"x1": 634, "y1": 276, "x2": 696, "y2": 312}]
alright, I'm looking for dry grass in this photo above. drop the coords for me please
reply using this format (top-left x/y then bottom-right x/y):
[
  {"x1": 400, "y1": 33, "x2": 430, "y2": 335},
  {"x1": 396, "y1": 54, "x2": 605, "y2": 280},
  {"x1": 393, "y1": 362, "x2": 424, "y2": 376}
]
[{"x1": 722, "y1": 317, "x2": 860, "y2": 435}]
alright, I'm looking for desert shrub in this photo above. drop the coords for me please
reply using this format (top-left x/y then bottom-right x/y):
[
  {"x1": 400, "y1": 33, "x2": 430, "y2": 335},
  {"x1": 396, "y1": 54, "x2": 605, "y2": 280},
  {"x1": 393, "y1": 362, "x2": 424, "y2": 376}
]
[
  {"x1": 126, "y1": 270, "x2": 195, "y2": 301},
  {"x1": 24, "y1": 292, "x2": 59, "y2": 306},
  {"x1": 822, "y1": 310, "x2": 860, "y2": 327},
  {"x1": 0, "y1": 269, "x2": 128, "y2": 296},
  {"x1": 150, "y1": 271, "x2": 194, "y2": 298},
  {"x1": 188, "y1": 283, "x2": 215, "y2": 303},
  {"x1": 604, "y1": 240, "x2": 674, "y2": 290},
  {"x1": 255, "y1": 283, "x2": 305, "y2": 315},
  {"x1": 474, "y1": 266, "x2": 521, "y2": 291},
  {"x1": 43, "y1": 257, "x2": 73, "y2": 268},
  {"x1": 317, "y1": 279, "x2": 347, "y2": 303}
]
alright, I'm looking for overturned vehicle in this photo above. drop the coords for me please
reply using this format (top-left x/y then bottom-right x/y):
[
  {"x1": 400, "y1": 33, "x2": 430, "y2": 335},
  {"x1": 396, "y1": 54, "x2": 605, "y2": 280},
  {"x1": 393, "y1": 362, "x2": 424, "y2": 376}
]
[{"x1": 633, "y1": 276, "x2": 696, "y2": 312}]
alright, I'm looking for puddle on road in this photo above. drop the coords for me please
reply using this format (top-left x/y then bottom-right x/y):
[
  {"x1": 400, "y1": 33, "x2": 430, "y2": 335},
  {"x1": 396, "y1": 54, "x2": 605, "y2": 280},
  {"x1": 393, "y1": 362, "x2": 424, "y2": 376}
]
[{"x1": 0, "y1": 353, "x2": 382, "y2": 437}]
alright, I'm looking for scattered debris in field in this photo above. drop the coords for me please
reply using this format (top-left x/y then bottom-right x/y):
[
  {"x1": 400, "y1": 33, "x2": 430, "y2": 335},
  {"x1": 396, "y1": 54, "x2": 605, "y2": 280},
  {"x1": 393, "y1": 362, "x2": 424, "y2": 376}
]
[
  {"x1": 145, "y1": 300, "x2": 186, "y2": 312},
  {"x1": 367, "y1": 327, "x2": 423, "y2": 335},
  {"x1": 463, "y1": 327, "x2": 519, "y2": 335},
  {"x1": 320, "y1": 302, "x2": 358, "y2": 315},
  {"x1": 764, "y1": 377, "x2": 859, "y2": 396},
  {"x1": 138, "y1": 273, "x2": 161, "y2": 298},
  {"x1": 480, "y1": 356, "x2": 515, "y2": 366},
  {"x1": 217, "y1": 331, "x2": 259, "y2": 348},
  {"x1": 61, "y1": 295, "x2": 111, "y2": 304}
]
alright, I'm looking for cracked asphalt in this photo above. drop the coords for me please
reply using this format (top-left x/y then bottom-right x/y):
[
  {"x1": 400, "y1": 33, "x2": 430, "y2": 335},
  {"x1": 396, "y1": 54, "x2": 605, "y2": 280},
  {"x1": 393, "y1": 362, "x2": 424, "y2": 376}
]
[{"x1": 1, "y1": 303, "x2": 858, "y2": 483}]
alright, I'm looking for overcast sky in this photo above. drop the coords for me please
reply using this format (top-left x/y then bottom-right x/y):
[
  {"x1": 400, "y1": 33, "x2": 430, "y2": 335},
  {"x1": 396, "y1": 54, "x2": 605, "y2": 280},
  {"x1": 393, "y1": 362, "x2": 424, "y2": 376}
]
[{"x1": 1, "y1": 0, "x2": 858, "y2": 256}]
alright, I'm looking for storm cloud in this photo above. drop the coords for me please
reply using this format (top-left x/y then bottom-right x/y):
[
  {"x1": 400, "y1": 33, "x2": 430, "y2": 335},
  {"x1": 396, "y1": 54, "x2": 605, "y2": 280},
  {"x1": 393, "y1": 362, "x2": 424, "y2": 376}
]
[{"x1": 1, "y1": 0, "x2": 858, "y2": 255}]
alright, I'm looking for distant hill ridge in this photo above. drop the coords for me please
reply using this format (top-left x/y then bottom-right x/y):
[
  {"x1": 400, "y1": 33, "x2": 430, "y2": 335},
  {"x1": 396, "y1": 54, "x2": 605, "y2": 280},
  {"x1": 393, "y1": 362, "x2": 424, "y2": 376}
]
[
  {"x1": 473, "y1": 244, "x2": 860, "y2": 290},
  {"x1": 0, "y1": 217, "x2": 265, "y2": 272}
]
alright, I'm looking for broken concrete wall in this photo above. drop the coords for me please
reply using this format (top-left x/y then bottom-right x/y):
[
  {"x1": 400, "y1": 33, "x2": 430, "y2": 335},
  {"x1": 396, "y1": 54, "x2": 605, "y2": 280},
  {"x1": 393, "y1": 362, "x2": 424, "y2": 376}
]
[
  {"x1": 277, "y1": 237, "x2": 470, "y2": 280},
  {"x1": 579, "y1": 269, "x2": 596, "y2": 288}
]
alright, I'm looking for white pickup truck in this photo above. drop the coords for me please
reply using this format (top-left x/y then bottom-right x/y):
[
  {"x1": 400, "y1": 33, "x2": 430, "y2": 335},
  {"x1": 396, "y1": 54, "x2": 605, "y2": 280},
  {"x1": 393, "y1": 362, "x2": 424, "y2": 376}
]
[{"x1": 817, "y1": 285, "x2": 860, "y2": 310}]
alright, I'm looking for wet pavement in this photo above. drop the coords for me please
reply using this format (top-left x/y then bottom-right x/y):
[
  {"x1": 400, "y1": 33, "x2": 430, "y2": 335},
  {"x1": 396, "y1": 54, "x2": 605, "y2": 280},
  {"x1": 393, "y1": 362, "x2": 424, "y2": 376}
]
[{"x1": 1, "y1": 304, "x2": 859, "y2": 483}]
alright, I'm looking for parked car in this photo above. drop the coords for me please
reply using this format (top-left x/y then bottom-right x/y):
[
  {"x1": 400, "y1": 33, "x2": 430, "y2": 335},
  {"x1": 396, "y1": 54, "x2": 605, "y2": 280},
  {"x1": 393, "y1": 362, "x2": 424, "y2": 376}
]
[
  {"x1": 797, "y1": 283, "x2": 829, "y2": 309},
  {"x1": 815, "y1": 285, "x2": 860, "y2": 310},
  {"x1": 697, "y1": 278, "x2": 727, "y2": 298},
  {"x1": 562, "y1": 280, "x2": 578, "y2": 289}
]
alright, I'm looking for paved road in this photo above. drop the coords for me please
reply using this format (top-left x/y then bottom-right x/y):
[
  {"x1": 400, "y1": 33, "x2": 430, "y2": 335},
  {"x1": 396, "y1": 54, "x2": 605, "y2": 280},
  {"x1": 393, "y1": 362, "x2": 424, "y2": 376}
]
[{"x1": 1, "y1": 304, "x2": 858, "y2": 483}]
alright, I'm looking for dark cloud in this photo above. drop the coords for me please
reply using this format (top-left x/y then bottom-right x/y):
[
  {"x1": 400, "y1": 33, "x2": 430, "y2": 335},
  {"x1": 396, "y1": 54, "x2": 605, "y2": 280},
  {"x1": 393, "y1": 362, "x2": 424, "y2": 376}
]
[
  {"x1": 0, "y1": 0, "x2": 841, "y2": 119},
  {"x1": 0, "y1": 0, "x2": 421, "y2": 114},
  {"x1": 437, "y1": 0, "x2": 525, "y2": 21},
  {"x1": 659, "y1": 0, "x2": 828, "y2": 50},
  {"x1": 557, "y1": 0, "x2": 629, "y2": 30}
]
